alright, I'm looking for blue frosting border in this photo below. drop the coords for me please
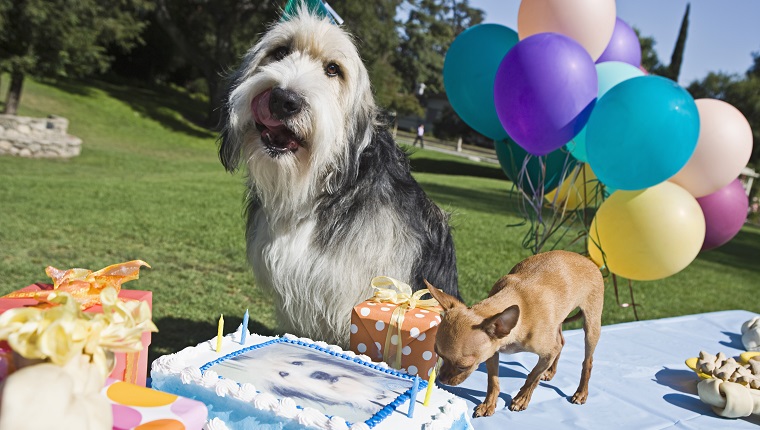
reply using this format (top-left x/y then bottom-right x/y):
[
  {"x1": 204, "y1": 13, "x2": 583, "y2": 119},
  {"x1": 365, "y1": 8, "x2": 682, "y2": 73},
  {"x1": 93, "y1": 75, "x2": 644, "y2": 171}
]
[{"x1": 200, "y1": 337, "x2": 429, "y2": 429}]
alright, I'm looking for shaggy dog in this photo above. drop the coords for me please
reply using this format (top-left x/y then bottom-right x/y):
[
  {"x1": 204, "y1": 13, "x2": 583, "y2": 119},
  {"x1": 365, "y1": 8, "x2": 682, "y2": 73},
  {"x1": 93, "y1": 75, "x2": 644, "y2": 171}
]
[{"x1": 218, "y1": 6, "x2": 459, "y2": 347}]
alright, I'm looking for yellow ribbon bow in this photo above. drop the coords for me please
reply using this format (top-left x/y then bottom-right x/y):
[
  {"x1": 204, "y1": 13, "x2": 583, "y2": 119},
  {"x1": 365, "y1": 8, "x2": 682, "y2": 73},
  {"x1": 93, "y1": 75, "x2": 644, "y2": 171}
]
[
  {"x1": 3, "y1": 260, "x2": 151, "y2": 310},
  {"x1": 369, "y1": 276, "x2": 441, "y2": 370}
]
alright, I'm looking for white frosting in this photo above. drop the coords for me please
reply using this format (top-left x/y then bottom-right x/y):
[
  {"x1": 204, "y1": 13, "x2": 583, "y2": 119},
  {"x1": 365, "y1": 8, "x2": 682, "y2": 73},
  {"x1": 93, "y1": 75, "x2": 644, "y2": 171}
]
[
  {"x1": 203, "y1": 417, "x2": 231, "y2": 430},
  {"x1": 328, "y1": 416, "x2": 350, "y2": 430},
  {"x1": 275, "y1": 397, "x2": 299, "y2": 419},
  {"x1": 214, "y1": 377, "x2": 240, "y2": 398},
  {"x1": 180, "y1": 366, "x2": 202, "y2": 385},
  {"x1": 201, "y1": 369, "x2": 220, "y2": 388},
  {"x1": 151, "y1": 331, "x2": 472, "y2": 430},
  {"x1": 297, "y1": 406, "x2": 330, "y2": 428},
  {"x1": 237, "y1": 383, "x2": 257, "y2": 402},
  {"x1": 252, "y1": 392, "x2": 278, "y2": 410}
]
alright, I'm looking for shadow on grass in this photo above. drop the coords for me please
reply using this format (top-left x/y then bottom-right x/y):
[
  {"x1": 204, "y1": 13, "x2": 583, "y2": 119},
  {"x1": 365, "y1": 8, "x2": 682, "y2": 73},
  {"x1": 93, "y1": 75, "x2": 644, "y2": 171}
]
[
  {"x1": 410, "y1": 156, "x2": 506, "y2": 181},
  {"x1": 421, "y1": 181, "x2": 524, "y2": 219},
  {"x1": 51, "y1": 78, "x2": 215, "y2": 139},
  {"x1": 697, "y1": 225, "x2": 760, "y2": 272},
  {"x1": 149, "y1": 316, "x2": 276, "y2": 366}
]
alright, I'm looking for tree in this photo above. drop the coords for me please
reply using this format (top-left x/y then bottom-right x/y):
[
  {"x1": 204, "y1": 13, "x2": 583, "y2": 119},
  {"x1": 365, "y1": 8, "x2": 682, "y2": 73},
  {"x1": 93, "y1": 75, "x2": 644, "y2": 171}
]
[
  {"x1": 393, "y1": 0, "x2": 483, "y2": 121},
  {"x1": 328, "y1": 0, "x2": 422, "y2": 116},
  {"x1": 154, "y1": 0, "x2": 278, "y2": 127},
  {"x1": 0, "y1": 0, "x2": 150, "y2": 115},
  {"x1": 636, "y1": 3, "x2": 690, "y2": 80},
  {"x1": 636, "y1": 29, "x2": 665, "y2": 75},
  {"x1": 662, "y1": 3, "x2": 690, "y2": 81}
]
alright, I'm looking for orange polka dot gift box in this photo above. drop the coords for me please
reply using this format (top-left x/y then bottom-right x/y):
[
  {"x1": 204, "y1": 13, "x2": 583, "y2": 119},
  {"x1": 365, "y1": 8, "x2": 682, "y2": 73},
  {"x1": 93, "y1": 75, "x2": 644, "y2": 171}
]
[{"x1": 349, "y1": 277, "x2": 442, "y2": 378}]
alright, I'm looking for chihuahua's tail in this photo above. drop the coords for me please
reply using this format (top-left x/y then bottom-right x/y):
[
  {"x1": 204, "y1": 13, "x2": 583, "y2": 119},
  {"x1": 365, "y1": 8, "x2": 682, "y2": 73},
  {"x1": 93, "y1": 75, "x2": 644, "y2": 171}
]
[{"x1": 563, "y1": 309, "x2": 584, "y2": 324}]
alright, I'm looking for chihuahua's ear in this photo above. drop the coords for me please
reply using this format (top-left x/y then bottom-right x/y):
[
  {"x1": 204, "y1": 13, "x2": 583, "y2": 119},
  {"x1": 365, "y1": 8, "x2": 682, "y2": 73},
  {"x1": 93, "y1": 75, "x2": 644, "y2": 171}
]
[
  {"x1": 424, "y1": 279, "x2": 463, "y2": 311},
  {"x1": 482, "y1": 305, "x2": 519, "y2": 339}
]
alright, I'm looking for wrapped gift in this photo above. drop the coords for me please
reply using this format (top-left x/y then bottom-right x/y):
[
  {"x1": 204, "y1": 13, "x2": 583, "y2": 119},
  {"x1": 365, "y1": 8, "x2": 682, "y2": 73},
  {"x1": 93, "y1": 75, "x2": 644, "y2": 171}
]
[
  {"x1": 103, "y1": 378, "x2": 208, "y2": 429},
  {"x1": 0, "y1": 261, "x2": 154, "y2": 386},
  {"x1": 350, "y1": 276, "x2": 442, "y2": 377}
]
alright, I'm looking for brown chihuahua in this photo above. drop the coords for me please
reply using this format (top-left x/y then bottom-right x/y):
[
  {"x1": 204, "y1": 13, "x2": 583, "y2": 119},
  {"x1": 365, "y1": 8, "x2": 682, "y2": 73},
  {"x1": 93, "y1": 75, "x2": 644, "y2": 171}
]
[{"x1": 426, "y1": 250, "x2": 604, "y2": 417}]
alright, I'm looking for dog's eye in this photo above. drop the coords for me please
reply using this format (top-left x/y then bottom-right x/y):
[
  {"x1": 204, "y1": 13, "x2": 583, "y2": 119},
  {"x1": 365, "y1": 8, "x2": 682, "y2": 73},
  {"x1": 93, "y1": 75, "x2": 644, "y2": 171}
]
[
  {"x1": 271, "y1": 46, "x2": 290, "y2": 61},
  {"x1": 291, "y1": 361, "x2": 303, "y2": 366},
  {"x1": 325, "y1": 62, "x2": 341, "y2": 77}
]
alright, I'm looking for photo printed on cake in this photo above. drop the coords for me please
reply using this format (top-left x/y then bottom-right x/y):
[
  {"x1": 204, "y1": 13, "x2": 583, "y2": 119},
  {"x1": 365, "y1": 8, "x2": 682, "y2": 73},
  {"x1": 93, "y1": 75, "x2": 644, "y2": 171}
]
[{"x1": 208, "y1": 342, "x2": 413, "y2": 423}]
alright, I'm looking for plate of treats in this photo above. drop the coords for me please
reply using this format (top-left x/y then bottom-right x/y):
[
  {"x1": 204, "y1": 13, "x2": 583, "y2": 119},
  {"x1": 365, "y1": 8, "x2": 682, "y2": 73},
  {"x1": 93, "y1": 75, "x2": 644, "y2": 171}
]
[{"x1": 685, "y1": 351, "x2": 760, "y2": 389}]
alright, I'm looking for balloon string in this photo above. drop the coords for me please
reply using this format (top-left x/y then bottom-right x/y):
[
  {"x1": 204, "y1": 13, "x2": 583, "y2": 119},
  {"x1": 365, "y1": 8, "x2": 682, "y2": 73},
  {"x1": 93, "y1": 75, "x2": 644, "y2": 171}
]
[{"x1": 611, "y1": 274, "x2": 640, "y2": 321}]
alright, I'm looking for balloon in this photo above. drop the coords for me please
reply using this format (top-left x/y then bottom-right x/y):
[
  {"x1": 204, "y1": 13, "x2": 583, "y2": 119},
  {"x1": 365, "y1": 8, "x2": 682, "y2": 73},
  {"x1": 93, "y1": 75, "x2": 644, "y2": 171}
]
[
  {"x1": 588, "y1": 182, "x2": 705, "y2": 281},
  {"x1": 444, "y1": 24, "x2": 519, "y2": 141},
  {"x1": 596, "y1": 18, "x2": 642, "y2": 66},
  {"x1": 697, "y1": 179, "x2": 749, "y2": 251},
  {"x1": 495, "y1": 138, "x2": 576, "y2": 196},
  {"x1": 670, "y1": 99, "x2": 754, "y2": 198},
  {"x1": 494, "y1": 33, "x2": 597, "y2": 156},
  {"x1": 545, "y1": 164, "x2": 604, "y2": 209},
  {"x1": 566, "y1": 61, "x2": 644, "y2": 162},
  {"x1": 517, "y1": 0, "x2": 616, "y2": 61},
  {"x1": 586, "y1": 75, "x2": 700, "y2": 190}
]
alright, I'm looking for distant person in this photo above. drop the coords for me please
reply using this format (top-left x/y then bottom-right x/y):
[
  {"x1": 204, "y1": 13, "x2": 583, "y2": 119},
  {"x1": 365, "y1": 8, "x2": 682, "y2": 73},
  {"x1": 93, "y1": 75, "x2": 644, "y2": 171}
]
[{"x1": 412, "y1": 123, "x2": 425, "y2": 148}]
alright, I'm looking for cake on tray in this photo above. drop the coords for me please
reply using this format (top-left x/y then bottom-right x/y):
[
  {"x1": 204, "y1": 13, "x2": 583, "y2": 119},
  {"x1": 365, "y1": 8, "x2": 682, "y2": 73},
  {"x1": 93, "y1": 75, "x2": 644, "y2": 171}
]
[{"x1": 151, "y1": 328, "x2": 473, "y2": 430}]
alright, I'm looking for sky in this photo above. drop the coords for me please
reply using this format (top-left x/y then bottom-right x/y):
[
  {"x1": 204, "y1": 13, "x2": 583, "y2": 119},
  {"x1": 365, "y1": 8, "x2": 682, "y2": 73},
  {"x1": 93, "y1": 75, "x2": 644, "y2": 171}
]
[{"x1": 469, "y1": 0, "x2": 760, "y2": 86}]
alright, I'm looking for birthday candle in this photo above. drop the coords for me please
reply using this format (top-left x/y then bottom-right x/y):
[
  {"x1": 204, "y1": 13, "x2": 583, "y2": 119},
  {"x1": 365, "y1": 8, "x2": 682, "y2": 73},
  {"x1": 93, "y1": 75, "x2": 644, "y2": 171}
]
[
  {"x1": 216, "y1": 314, "x2": 224, "y2": 353},
  {"x1": 408, "y1": 376, "x2": 420, "y2": 418},
  {"x1": 424, "y1": 358, "x2": 441, "y2": 406},
  {"x1": 240, "y1": 309, "x2": 249, "y2": 345}
]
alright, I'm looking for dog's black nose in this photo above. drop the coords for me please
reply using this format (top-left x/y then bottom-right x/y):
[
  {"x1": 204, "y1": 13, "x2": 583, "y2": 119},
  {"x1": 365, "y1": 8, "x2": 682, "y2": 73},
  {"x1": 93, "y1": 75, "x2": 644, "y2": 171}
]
[{"x1": 269, "y1": 87, "x2": 304, "y2": 119}]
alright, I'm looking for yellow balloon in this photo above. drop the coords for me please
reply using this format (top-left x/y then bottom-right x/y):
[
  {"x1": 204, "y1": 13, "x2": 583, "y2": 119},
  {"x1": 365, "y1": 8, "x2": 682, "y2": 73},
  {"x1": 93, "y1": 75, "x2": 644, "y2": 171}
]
[
  {"x1": 545, "y1": 164, "x2": 604, "y2": 209},
  {"x1": 588, "y1": 182, "x2": 705, "y2": 281}
]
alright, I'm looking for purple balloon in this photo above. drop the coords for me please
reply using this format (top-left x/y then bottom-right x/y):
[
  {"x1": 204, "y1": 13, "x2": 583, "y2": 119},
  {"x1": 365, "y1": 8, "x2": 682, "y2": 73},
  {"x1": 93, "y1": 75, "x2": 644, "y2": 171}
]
[
  {"x1": 597, "y1": 18, "x2": 642, "y2": 67},
  {"x1": 494, "y1": 33, "x2": 597, "y2": 156},
  {"x1": 697, "y1": 179, "x2": 749, "y2": 251}
]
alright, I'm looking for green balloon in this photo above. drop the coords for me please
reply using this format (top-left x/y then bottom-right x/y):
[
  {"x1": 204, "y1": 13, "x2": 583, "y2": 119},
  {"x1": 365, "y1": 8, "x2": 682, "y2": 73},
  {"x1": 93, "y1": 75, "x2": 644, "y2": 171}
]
[{"x1": 495, "y1": 138, "x2": 576, "y2": 196}]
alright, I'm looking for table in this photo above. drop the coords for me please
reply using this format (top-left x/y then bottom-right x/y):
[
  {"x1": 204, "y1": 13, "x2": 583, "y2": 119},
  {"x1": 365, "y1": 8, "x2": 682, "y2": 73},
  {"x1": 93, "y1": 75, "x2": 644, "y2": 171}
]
[{"x1": 443, "y1": 310, "x2": 760, "y2": 429}]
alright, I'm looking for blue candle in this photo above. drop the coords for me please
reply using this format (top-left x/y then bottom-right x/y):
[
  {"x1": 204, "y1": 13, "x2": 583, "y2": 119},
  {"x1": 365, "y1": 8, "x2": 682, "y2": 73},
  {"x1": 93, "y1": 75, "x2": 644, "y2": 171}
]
[
  {"x1": 240, "y1": 309, "x2": 249, "y2": 345},
  {"x1": 408, "y1": 376, "x2": 420, "y2": 418}
]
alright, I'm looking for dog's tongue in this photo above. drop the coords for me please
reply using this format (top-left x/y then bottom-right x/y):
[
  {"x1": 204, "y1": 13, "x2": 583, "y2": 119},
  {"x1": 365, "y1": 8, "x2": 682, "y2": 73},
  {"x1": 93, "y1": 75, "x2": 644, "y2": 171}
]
[{"x1": 251, "y1": 90, "x2": 284, "y2": 129}]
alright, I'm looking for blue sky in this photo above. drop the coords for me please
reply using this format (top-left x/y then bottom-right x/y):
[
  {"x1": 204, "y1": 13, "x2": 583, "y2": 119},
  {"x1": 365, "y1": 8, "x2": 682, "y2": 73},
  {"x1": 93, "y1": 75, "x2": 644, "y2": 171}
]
[{"x1": 469, "y1": 0, "x2": 760, "y2": 86}]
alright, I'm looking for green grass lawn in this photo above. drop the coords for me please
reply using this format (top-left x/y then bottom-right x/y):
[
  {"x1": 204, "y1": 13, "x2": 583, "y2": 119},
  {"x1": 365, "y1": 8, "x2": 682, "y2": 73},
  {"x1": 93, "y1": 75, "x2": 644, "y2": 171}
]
[{"x1": 1, "y1": 77, "x2": 758, "y2": 365}]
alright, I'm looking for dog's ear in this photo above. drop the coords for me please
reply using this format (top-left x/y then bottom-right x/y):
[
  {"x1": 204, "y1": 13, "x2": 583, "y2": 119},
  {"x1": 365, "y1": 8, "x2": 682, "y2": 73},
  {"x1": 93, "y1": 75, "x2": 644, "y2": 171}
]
[
  {"x1": 482, "y1": 305, "x2": 519, "y2": 339},
  {"x1": 217, "y1": 77, "x2": 241, "y2": 173},
  {"x1": 424, "y1": 279, "x2": 463, "y2": 311}
]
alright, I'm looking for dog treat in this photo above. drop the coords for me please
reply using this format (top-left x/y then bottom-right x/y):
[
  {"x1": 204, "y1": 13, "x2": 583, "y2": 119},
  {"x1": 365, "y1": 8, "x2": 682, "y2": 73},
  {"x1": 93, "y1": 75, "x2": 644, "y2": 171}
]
[
  {"x1": 698, "y1": 378, "x2": 760, "y2": 418},
  {"x1": 741, "y1": 317, "x2": 760, "y2": 351},
  {"x1": 696, "y1": 351, "x2": 760, "y2": 389},
  {"x1": 151, "y1": 329, "x2": 473, "y2": 430}
]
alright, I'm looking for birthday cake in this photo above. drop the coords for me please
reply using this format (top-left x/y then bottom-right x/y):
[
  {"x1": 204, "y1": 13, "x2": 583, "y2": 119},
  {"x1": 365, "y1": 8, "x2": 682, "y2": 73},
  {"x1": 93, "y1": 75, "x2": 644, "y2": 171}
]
[{"x1": 151, "y1": 328, "x2": 473, "y2": 430}]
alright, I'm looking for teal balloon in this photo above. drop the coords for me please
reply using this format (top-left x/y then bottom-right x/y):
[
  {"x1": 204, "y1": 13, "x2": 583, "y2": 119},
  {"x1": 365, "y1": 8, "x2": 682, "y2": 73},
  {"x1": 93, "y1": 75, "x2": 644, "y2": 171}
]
[
  {"x1": 444, "y1": 24, "x2": 519, "y2": 141},
  {"x1": 566, "y1": 61, "x2": 644, "y2": 162},
  {"x1": 586, "y1": 75, "x2": 700, "y2": 191},
  {"x1": 495, "y1": 138, "x2": 576, "y2": 196}
]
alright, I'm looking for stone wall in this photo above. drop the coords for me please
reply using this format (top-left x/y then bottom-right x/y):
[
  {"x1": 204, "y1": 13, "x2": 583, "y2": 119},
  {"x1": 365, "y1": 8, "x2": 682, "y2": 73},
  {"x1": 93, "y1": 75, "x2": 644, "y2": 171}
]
[{"x1": 0, "y1": 114, "x2": 82, "y2": 158}]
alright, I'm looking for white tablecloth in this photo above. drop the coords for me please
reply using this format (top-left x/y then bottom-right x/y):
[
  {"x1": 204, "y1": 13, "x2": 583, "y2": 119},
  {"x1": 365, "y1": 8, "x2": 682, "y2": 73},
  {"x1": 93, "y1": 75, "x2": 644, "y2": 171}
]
[{"x1": 442, "y1": 310, "x2": 760, "y2": 429}]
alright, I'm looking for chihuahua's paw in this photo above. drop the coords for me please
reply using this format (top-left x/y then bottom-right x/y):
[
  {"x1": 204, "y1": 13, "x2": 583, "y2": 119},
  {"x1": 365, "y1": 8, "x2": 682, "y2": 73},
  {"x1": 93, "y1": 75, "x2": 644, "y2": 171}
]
[
  {"x1": 571, "y1": 390, "x2": 588, "y2": 404},
  {"x1": 540, "y1": 369, "x2": 556, "y2": 381},
  {"x1": 473, "y1": 402, "x2": 496, "y2": 417},
  {"x1": 509, "y1": 396, "x2": 530, "y2": 412}
]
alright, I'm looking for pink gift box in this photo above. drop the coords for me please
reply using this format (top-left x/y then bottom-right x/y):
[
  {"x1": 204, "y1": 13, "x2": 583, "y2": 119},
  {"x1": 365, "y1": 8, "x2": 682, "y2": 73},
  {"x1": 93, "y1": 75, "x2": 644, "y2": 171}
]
[
  {"x1": 103, "y1": 378, "x2": 208, "y2": 429},
  {"x1": 0, "y1": 283, "x2": 153, "y2": 386}
]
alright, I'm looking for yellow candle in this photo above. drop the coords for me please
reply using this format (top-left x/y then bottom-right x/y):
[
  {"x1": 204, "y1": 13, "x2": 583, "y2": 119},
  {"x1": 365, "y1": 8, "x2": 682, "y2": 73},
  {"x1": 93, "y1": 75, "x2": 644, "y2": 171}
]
[
  {"x1": 216, "y1": 314, "x2": 224, "y2": 353},
  {"x1": 424, "y1": 358, "x2": 441, "y2": 406}
]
